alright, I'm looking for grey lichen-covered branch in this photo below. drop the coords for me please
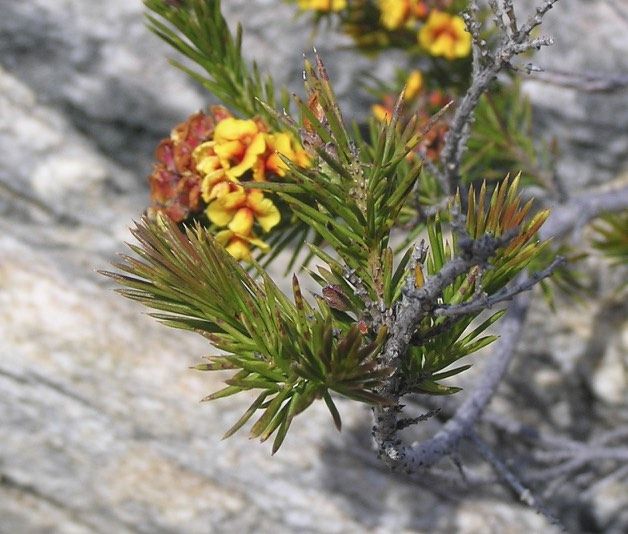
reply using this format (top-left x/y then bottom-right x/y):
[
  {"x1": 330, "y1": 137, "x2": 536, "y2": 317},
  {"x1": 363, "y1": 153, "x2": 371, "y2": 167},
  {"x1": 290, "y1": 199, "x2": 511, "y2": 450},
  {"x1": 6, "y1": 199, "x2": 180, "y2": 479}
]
[
  {"x1": 374, "y1": 292, "x2": 531, "y2": 471},
  {"x1": 372, "y1": 182, "x2": 628, "y2": 473},
  {"x1": 438, "y1": 0, "x2": 560, "y2": 194},
  {"x1": 369, "y1": 0, "x2": 628, "y2": 482},
  {"x1": 432, "y1": 258, "x2": 563, "y2": 317},
  {"x1": 468, "y1": 429, "x2": 562, "y2": 527},
  {"x1": 528, "y1": 68, "x2": 628, "y2": 93}
]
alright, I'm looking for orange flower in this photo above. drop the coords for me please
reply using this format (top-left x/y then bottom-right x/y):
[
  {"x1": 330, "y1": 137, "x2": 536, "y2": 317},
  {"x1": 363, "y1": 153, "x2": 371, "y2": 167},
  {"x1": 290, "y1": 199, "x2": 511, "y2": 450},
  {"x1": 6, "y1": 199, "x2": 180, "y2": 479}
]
[
  {"x1": 253, "y1": 132, "x2": 311, "y2": 181},
  {"x1": 211, "y1": 118, "x2": 268, "y2": 180},
  {"x1": 418, "y1": 11, "x2": 471, "y2": 60},
  {"x1": 207, "y1": 187, "x2": 281, "y2": 234}
]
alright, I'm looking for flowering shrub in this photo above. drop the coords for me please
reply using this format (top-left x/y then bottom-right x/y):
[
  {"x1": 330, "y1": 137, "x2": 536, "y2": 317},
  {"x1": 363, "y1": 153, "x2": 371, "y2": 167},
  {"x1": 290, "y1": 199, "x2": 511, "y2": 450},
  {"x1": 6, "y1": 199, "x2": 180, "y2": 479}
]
[
  {"x1": 102, "y1": 0, "x2": 571, "y2": 455},
  {"x1": 96, "y1": 3, "x2": 628, "y2": 527},
  {"x1": 149, "y1": 107, "x2": 309, "y2": 259},
  {"x1": 101, "y1": 6, "x2": 628, "y2": 521}
]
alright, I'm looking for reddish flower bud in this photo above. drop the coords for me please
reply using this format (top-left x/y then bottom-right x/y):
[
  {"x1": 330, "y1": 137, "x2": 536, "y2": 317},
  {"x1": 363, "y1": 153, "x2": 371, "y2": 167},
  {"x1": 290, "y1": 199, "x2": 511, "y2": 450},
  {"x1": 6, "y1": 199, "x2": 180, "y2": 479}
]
[{"x1": 322, "y1": 285, "x2": 352, "y2": 311}]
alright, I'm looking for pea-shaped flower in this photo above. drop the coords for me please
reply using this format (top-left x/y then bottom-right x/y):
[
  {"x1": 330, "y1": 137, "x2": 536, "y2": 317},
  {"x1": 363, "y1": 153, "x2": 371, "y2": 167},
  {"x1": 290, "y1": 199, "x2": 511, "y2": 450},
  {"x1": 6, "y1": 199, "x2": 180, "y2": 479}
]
[{"x1": 418, "y1": 11, "x2": 471, "y2": 60}]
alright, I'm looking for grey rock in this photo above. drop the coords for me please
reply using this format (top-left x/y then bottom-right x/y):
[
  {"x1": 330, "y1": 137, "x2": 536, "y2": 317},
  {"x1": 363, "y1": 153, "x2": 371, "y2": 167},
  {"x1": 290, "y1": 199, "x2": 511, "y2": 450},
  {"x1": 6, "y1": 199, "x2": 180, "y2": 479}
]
[
  {"x1": 1, "y1": 0, "x2": 627, "y2": 532},
  {"x1": 519, "y1": 0, "x2": 628, "y2": 188}
]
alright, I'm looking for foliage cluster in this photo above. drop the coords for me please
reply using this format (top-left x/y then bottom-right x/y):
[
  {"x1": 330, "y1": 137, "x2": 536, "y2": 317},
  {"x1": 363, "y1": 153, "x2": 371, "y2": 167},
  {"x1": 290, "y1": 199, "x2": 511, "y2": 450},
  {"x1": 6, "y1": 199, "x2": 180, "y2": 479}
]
[{"x1": 104, "y1": 0, "x2": 624, "y2": 453}]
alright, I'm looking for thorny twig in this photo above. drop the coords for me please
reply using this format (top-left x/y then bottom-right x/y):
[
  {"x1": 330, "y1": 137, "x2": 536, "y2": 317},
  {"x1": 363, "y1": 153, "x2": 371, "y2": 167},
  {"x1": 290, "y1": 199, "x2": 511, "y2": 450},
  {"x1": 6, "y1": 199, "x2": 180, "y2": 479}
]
[
  {"x1": 433, "y1": 257, "x2": 564, "y2": 317},
  {"x1": 528, "y1": 68, "x2": 628, "y2": 93},
  {"x1": 373, "y1": 291, "x2": 531, "y2": 471},
  {"x1": 468, "y1": 429, "x2": 563, "y2": 527},
  {"x1": 372, "y1": 170, "x2": 627, "y2": 475},
  {"x1": 408, "y1": 398, "x2": 628, "y2": 495},
  {"x1": 438, "y1": 0, "x2": 559, "y2": 195}
]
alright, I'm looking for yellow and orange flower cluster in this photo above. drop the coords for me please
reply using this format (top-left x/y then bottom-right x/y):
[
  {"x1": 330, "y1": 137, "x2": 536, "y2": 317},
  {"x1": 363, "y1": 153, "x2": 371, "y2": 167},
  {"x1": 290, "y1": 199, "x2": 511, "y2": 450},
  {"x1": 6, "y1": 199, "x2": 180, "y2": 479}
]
[
  {"x1": 298, "y1": 0, "x2": 347, "y2": 12},
  {"x1": 149, "y1": 108, "x2": 309, "y2": 261}
]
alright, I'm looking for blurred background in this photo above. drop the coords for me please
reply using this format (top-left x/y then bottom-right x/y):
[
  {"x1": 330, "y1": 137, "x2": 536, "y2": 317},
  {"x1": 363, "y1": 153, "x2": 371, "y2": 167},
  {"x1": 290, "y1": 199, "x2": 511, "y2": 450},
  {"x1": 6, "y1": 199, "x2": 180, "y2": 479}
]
[{"x1": 1, "y1": 1, "x2": 626, "y2": 532}]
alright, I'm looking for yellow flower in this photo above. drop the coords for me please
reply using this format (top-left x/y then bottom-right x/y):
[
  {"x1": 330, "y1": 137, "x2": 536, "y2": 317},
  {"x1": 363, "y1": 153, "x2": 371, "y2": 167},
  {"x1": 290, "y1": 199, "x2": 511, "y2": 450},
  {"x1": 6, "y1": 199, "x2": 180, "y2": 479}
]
[
  {"x1": 193, "y1": 141, "x2": 232, "y2": 203},
  {"x1": 418, "y1": 11, "x2": 471, "y2": 60},
  {"x1": 379, "y1": 0, "x2": 411, "y2": 30},
  {"x1": 372, "y1": 103, "x2": 392, "y2": 123},
  {"x1": 212, "y1": 118, "x2": 267, "y2": 179},
  {"x1": 207, "y1": 187, "x2": 281, "y2": 234},
  {"x1": 254, "y1": 132, "x2": 311, "y2": 181},
  {"x1": 215, "y1": 229, "x2": 270, "y2": 262},
  {"x1": 404, "y1": 70, "x2": 423, "y2": 100},
  {"x1": 298, "y1": 0, "x2": 346, "y2": 11},
  {"x1": 378, "y1": 0, "x2": 428, "y2": 30}
]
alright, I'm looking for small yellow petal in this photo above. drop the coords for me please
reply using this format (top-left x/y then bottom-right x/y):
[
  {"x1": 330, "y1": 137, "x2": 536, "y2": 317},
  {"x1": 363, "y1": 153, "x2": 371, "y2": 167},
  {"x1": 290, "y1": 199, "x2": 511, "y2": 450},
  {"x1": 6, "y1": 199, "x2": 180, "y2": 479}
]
[
  {"x1": 214, "y1": 140, "x2": 243, "y2": 163},
  {"x1": 214, "y1": 118, "x2": 259, "y2": 142},
  {"x1": 228, "y1": 133, "x2": 266, "y2": 178},
  {"x1": 452, "y1": 16, "x2": 467, "y2": 34},
  {"x1": 226, "y1": 238, "x2": 252, "y2": 261},
  {"x1": 208, "y1": 180, "x2": 232, "y2": 201},
  {"x1": 404, "y1": 70, "x2": 423, "y2": 101},
  {"x1": 193, "y1": 141, "x2": 215, "y2": 164},
  {"x1": 228, "y1": 207, "x2": 255, "y2": 235},
  {"x1": 427, "y1": 10, "x2": 449, "y2": 27},
  {"x1": 200, "y1": 170, "x2": 227, "y2": 202},
  {"x1": 221, "y1": 189, "x2": 247, "y2": 209},
  {"x1": 272, "y1": 133, "x2": 295, "y2": 159},
  {"x1": 294, "y1": 149, "x2": 311, "y2": 168},
  {"x1": 252, "y1": 158, "x2": 267, "y2": 182},
  {"x1": 248, "y1": 191, "x2": 281, "y2": 232},
  {"x1": 372, "y1": 104, "x2": 392, "y2": 123},
  {"x1": 215, "y1": 229, "x2": 233, "y2": 246},
  {"x1": 207, "y1": 201, "x2": 235, "y2": 227},
  {"x1": 453, "y1": 32, "x2": 472, "y2": 58},
  {"x1": 379, "y1": 0, "x2": 409, "y2": 30},
  {"x1": 433, "y1": 35, "x2": 456, "y2": 59},
  {"x1": 206, "y1": 190, "x2": 245, "y2": 227},
  {"x1": 245, "y1": 235, "x2": 270, "y2": 252}
]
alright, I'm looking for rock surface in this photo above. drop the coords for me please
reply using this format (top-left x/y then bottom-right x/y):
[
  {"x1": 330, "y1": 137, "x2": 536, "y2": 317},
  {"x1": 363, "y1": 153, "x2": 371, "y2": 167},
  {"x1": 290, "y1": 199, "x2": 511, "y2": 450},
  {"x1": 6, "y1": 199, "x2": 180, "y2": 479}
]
[{"x1": 1, "y1": 1, "x2": 626, "y2": 533}]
